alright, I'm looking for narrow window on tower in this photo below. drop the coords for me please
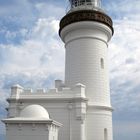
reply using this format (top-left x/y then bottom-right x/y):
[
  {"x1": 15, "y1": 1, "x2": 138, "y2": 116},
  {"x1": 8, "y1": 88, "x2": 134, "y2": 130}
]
[
  {"x1": 101, "y1": 58, "x2": 104, "y2": 69},
  {"x1": 104, "y1": 128, "x2": 108, "y2": 140}
]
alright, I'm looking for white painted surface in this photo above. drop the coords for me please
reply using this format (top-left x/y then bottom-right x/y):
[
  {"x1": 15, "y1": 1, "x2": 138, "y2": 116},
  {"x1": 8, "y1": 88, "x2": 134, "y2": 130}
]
[
  {"x1": 20, "y1": 104, "x2": 50, "y2": 119},
  {"x1": 86, "y1": 106, "x2": 113, "y2": 140},
  {"x1": 5, "y1": 83, "x2": 87, "y2": 140},
  {"x1": 3, "y1": 104, "x2": 61, "y2": 140},
  {"x1": 5, "y1": 122, "x2": 59, "y2": 140},
  {"x1": 60, "y1": 20, "x2": 113, "y2": 140},
  {"x1": 60, "y1": 21, "x2": 112, "y2": 105}
]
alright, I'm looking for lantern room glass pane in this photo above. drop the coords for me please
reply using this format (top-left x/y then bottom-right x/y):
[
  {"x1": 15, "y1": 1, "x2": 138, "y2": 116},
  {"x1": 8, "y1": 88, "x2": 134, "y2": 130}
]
[{"x1": 70, "y1": 0, "x2": 101, "y2": 8}]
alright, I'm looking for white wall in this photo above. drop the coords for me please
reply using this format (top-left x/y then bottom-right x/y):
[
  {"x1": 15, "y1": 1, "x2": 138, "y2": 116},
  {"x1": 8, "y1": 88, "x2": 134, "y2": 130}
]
[
  {"x1": 60, "y1": 22, "x2": 112, "y2": 106},
  {"x1": 65, "y1": 38, "x2": 110, "y2": 105},
  {"x1": 7, "y1": 99, "x2": 87, "y2": 140},
  {"x1": 60, "y1": 21, "x2": 113, "y2": 140},
  {"x1": 86, "y1": 108, "x2": 113, "y2": 140},
  {"x1": 6, "y1": 124, "x2": 50, "y2": 140}
]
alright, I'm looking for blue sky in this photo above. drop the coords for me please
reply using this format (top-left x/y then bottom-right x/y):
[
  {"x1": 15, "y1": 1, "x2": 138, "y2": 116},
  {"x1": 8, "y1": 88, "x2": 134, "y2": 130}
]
[{"x1": 0, "y1": 0, "x2": 140, "y2": 140}]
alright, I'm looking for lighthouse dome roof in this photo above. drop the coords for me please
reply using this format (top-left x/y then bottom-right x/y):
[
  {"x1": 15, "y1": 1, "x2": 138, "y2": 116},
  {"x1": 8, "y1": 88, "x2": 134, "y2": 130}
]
[{"x1": 20, "y1": 104, "x2": 50, "y2": 119}]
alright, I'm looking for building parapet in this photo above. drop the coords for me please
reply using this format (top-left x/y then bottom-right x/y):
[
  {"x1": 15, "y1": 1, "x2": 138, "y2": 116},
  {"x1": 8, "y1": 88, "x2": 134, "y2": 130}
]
[{"x1": 9, "y1": 80, "x2": 86, "y2": 101}]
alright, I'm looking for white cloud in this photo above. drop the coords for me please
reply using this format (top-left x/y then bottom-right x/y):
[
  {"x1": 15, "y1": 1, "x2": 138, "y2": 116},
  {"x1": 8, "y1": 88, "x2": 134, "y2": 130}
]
[
  {"x1": 35, "y1": 2, "x2": 65, "y2": 19},
  {"x1": 0, "y1": 0, "x2": 36, "y2": 26},
  {"x1": 0, "y1": 18, "x2": 65, "y2": 113},
  {"x1": 31, "y1": 18, "x2": 60, "y2": 40},
  {"x1": 0, "y1": 17, "x2": 64, "y2": 74},
  {"x1": 109, "y1": 19, "x2": 140, "y2": 112},
  {"x1": 106, "y1": 0, "x2": 140, "y2": 20}
]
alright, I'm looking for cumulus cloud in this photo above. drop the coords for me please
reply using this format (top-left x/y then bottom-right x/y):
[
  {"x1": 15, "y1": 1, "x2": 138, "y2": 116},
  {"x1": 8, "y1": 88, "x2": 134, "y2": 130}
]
[
  {"x1": 105, "y1": 0, "x2": 140, "y2": 20},
  {"x1": 35, "y1": 2, "x2": 65, "y2": 19},
  {"x1": 0, "y1": 0, "x2": 36, "y2": 27},
  {"x1": 0, "y1": 17, "x2": 64, "y2": 79},
  {"x1": 109, "y1": 17, "x2": 140, "y2": 140},
  {"x1": 0, "y1": 0, "x2": 65, "y2": 45},
  {"x1": 109, "y1": 19, "x2": 140, "y2": 112}
]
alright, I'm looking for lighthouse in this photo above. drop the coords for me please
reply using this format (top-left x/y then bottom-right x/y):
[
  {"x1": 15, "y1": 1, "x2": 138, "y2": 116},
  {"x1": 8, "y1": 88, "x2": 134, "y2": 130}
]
[
  {"x1": 59, "y1": 0, "x2": 114, "y2": 140},
  {"x1": 3, "y1": 0, "x2": 114, "y2": 140}
]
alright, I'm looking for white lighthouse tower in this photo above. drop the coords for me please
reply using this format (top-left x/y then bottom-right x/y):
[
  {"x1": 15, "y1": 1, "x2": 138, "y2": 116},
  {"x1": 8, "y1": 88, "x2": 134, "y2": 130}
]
[
  {"x1": 59, "y1": 0, "x2": 114, "y2": 140},
  {"x1": 3, "y1": 1, "x2": 114, "y2": 140}
]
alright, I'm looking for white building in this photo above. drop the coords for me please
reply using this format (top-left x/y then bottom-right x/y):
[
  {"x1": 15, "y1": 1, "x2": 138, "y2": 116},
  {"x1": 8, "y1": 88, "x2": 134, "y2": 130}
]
[
  {"x1": 3, "y1": 104, "x2": 62, "y2": 140},
  {"x1": 2, "y1": 0, "x2": 114, "y2": 140}
]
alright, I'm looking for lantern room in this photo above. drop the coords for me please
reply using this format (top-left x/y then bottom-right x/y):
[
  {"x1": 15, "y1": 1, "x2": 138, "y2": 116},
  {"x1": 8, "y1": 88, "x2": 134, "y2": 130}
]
[{"x1": 68, "y1": 0, "x2": 102, "y2": 12}]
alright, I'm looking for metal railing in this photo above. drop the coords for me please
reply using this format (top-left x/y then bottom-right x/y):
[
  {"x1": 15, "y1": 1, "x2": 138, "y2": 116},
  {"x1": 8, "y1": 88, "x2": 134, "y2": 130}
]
[
  {"x1": 71, "y1": 0, "x2": 101, "y2": 8},
  {"x1": 66, "y1": 0, "x2": 102, "y2": 13}
]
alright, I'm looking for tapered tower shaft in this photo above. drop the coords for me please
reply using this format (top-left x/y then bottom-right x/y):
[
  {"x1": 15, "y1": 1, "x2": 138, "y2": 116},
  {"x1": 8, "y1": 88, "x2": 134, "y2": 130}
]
[
  {"x1": 59, "y1": 0, "x2": 114, "y2": 140},
  {"x1": 60, "y1": 0, "x2": 113, "y2": 105}
]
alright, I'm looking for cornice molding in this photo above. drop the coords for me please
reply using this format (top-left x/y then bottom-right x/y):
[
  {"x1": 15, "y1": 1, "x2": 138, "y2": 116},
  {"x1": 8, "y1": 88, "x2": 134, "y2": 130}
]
[
  {"x1": 88, "y1": 105, "x2": 113, "y2": 112},
  {"x1": 7, "y1": 97, "x2": 88, "y2": 103},
  {"x1": 59, "y1": 10, "x2": 114, "y2": 35}
]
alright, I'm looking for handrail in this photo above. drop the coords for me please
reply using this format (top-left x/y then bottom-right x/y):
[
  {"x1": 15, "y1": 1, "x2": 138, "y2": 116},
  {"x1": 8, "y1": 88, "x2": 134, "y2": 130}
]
[
  {"x1": 71, "y1": 1, "x2": 101, "y2": 8},
  {"x1": 66, "y1": 1, "x2": 102, "y2": 13}
]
